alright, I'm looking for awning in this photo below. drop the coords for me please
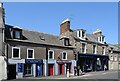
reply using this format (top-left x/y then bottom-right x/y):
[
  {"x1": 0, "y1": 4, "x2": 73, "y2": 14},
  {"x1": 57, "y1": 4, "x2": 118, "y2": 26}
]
[{"x1": 78, "y1": 53, "x2": 109, "y2": 58}]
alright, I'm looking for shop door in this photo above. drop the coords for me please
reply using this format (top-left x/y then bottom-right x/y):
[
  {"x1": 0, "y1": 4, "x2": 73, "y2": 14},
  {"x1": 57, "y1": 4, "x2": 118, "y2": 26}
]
[
  {"x1": 58, "y1": 64, "x2": 64, "y2": 75},
  {"x1": 48, "y1": 64, "x2": 54, "y2": 76},
  {"x1": 36, "y1": 64, "x2": 43, "y2": 76},
  {"x1": 7, "y1": 64, "x2": 16, "y2": 80}
]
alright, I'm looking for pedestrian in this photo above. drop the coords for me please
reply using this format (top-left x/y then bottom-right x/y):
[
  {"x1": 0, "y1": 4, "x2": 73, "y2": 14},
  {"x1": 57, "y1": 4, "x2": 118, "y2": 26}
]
[
  {"x1": 74, "y1": 66, "x2": 77, "y2": 76},
  {"x1": 104, "y1": 65, "x2": 107, "y2": 71}
]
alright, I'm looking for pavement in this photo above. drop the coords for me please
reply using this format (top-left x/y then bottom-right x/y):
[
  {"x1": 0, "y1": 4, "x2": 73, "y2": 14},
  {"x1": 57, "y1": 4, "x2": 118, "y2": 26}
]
[
  {"x1": 22, "y1": 70, "x2": 118, "y2": 79},
  {"x1": 21, "y1": 72, "x2": 86, "y2": 79},
  {"x1": 3, "y1": 70, "x2": 119, "y2": 81}
]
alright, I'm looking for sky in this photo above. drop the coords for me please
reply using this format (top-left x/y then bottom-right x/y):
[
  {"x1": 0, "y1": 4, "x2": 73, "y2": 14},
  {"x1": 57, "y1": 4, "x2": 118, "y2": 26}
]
[{"x1": 3, "y1": 2, "x2": 118, "y2": 44}]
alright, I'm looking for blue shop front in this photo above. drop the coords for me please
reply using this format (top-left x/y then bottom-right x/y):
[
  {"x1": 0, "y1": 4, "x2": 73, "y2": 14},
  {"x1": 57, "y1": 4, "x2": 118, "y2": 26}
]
[
  {"x1": 24, "y1": 59, "x2": 43, "y2": 77},
  {"x1": 77, "y1": 53, "x2": 109, "y2": 72}
]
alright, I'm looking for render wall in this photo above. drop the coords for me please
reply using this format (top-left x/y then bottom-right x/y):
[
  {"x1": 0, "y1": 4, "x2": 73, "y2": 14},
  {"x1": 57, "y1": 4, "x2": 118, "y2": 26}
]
[
  {"x1": 7, "y1": 41, "x2": 74, "y2": 60},
  {"x1": 0, "y1": 56, "x2": 7, "y2": 80}
]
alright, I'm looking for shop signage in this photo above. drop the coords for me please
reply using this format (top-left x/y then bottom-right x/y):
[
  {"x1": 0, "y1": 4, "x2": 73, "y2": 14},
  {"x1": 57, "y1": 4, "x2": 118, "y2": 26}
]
[
  {"x1": 25, "y1": 59, "x2": 43, "y2": 63},
  {"x1": 57, "y1": 60, "x2": 72, "y2": 63},
  {"x1": 18, "y1": 63, "x2": 23, "y2": 72}
]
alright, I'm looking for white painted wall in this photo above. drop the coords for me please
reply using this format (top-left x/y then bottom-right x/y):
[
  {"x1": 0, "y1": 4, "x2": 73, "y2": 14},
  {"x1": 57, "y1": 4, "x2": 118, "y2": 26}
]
[{"x1": 0, "y1": 56, "x2": 7, "y2": 81}]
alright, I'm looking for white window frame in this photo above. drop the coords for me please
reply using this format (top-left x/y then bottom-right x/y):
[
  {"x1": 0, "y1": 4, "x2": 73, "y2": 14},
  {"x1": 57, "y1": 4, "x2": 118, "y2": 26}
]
[
  {"x1": 98, "y1": 36, "x2": 105, "y2": 43},
  {"x1": 77, "y1": 31, "x2": 81, "y2": 38},
  {"x1": 62, "y1": 51, "x2": 67, "y2": 60},
  {"x1": 48, "y1": 50, "x2": 54, "y2": 60},
  {"x1": 12, "y1": 47, "x2": 21, "y2": 59},
  {"x1": 81, "y1": 43, "x2": 86, "y2": 53},
  {"x1": 93, "y1": 45, "x2": 97, "y2": 54},
  {"x1": 27, "y1": 48, "x2": 34, "y2": 59},
  {"x1": 77, "y1": 30, "x2": 86, "y2": 39}
]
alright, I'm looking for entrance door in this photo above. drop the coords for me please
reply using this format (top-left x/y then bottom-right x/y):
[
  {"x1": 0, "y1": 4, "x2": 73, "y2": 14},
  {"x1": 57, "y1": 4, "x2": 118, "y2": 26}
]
[
  {"x1": 7, "y1": 64, "x2": 16, "y2": 80},
  {"x1": 48, "y1": 64, "x2": 54, "y2": 76},
  {"x1": 58, "y1": 64, "x2": 64, "y2": 75},
  {"x1": 36, "y1": 64, "x2": 43, "y2": 76},
  {"x1": 66, "y1": 63, "x2": 71, "y2": 73}
]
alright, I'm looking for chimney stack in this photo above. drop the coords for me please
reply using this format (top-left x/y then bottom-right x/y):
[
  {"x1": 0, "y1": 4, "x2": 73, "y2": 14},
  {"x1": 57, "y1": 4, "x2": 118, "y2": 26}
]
[
  {"x1": 60, "y1": 18, "x2": 70, "y2": 34},
  {"x1": 93, "y1": 29, "x2": 102, "y2": 35}
]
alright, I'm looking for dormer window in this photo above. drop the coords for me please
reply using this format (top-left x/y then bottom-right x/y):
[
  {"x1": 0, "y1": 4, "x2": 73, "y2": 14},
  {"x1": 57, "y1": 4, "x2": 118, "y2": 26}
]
[
  {"x1": 82, "y1": 31, "x2": 85, "y2": 38},
  {"x1": 64, "y1": 38, "x2": 69, "y2": 46},
  {"x1": 13, "y1": 29, "x2": 21, "y2": 39},
  {"x1": 77, "y1": 30, "x2": 86, "y2": 39},
  {"x1": 98, "y1": 36, "x2": 105, "y2": 43},
  {"x1": 15, "y1": 30, "x2": 20, "y2": 39}
]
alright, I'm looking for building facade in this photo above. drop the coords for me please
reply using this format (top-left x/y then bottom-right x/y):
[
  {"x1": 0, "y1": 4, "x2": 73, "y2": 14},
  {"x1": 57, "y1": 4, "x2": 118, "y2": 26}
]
[
  {"x1": 60, "y1": 19, "x2": 109, "y2": 72},
  {"x1": 0, "y1": 3, "x2": 7, "y2": 81},
  {"x1": 107, "y1": 44, "x2": 120, "y2": 70},
  {"x1": 0, "y1": 3, "x2": 76, "y2": 80},
  {"x1": 0, "y1": 3, "x2": 119, "y2": 80},
  {"x1": 5, "y1": 25, "x2": 76, "y2": 79}
]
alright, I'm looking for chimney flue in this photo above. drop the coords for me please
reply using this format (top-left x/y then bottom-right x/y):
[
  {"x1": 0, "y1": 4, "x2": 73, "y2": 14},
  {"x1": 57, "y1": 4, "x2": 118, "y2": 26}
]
[{"x1": 93, "y1": 29, "x2": 102, "y2": 35}]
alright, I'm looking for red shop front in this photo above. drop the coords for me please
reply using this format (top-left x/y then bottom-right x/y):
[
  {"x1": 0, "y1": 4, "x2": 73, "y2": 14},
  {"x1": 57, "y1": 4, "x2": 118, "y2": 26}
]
[{"x1": 57, "y1": 60, "x2": 72, "y2": 75}]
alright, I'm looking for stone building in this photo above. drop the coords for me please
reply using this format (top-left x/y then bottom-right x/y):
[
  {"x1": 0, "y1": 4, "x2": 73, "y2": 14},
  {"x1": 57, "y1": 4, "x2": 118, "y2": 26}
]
[
  {"x1": 107, "y1": 44, "x2": 120, "y2": 70},
  {"x1": 0, "y1": 2, "x2": 119, "y2": 80},
  {"x1": 60, "y1": 18, "x2": 109, "y2": 72}
]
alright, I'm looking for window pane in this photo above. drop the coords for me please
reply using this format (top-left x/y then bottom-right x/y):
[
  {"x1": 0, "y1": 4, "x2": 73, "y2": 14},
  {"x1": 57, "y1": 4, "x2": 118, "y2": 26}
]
[
  {"x1": 82, "y1": 44, "x2": 85, "y2": 53},
  {"x1": 28, "y1": 50, "x2": 33, "y2": 58},
  {"x1": 15, "y1": 31, "x2": 20, "y2": 39},
  {"x1": 102, "y1": 36, "x2": 104, "y2": 42},
  {"x1": 13, "y1": 48, "x2": 19, "y2": 58},
  {"x1": 93, "y1": 45, "x2": 96, "y2": 54},
  {"x1": 102, "y1": 47, "x2": 105, "y2": 54},
  {"x1": 79, "y1": 31, "x2": 81, "y2": 37},
  {"x1": 64, "y1": 38, "x2": 69, "y2": 46},
  {"x1": 24, "y1": 64, "x2": 32, "y2": 75},
  {"x1": 63, "y1": 52, "x2": 66, "y2": 59},
  {"x1": 82, "y1": 31, "x2": 85, "y2": 37},
  {"x1": 49, "y1": 51, "x2": 53, "y2": 59}
]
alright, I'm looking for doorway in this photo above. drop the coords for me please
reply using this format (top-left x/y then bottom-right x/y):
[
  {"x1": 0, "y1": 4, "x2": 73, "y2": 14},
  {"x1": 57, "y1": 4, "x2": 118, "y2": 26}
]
[
  {"x1": 48, "y1": 64, "x2": 54, "y2": 76},
  {"x1": 7, "y1": 64, "x2": 16, "y2": 80},
  {"x1": 58, "y1": 64, "x2": 64, "y2": 75}
]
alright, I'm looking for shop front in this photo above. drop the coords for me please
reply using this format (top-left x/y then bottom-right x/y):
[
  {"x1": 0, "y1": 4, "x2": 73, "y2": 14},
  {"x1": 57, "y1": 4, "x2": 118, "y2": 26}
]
[
  {"x1": 24, "y1": 59, "x2": 43, "y2": 77},
  {"x1": 77, "y1": 53, "x2": 109, "y2": 72},
  {"x1": 8, "y1": 59, "x2": 25, "y2": 79},
  {"x1": 57, "y1": 60, "x2": 72, "y2": 75}
]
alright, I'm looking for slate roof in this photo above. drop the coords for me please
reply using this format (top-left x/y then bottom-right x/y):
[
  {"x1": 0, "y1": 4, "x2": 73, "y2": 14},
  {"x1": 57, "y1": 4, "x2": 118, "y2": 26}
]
[
  {"x1": 71, "y1": 29, "x2": 106, "y2": 45},
  {"x1": 22, "y1": 29, "x2": 63, "y2": 46},
  {"x1": 5, "y1": 24, "x2": 75, "y2": 48},
  {"x1": 86, "y1": 34, "x2": 99, "y2": 43},
  {"x1": 108, "y1": 44, "x2": 120, "y2": 52}
]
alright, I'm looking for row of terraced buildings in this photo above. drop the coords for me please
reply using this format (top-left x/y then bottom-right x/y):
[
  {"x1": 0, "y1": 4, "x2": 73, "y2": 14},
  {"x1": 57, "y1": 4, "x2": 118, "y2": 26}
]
[{"x1": 0, "y1": 3, "x2": 119, "y2": 80}]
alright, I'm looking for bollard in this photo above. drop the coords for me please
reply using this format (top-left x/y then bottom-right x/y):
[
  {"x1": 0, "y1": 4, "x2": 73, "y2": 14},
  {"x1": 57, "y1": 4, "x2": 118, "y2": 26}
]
[{"x1": 67, "y1": 69, "x2": 69, "y2": 77}]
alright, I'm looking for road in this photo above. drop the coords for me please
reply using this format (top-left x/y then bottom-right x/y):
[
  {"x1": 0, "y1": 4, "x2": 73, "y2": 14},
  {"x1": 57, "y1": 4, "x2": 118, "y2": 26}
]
[
  {"x1": 75, "y1": 70, "x2": 119, "y2": 79},
  {"x1": 2, "y1": 70, "x2": 119, "y2": 81}
]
